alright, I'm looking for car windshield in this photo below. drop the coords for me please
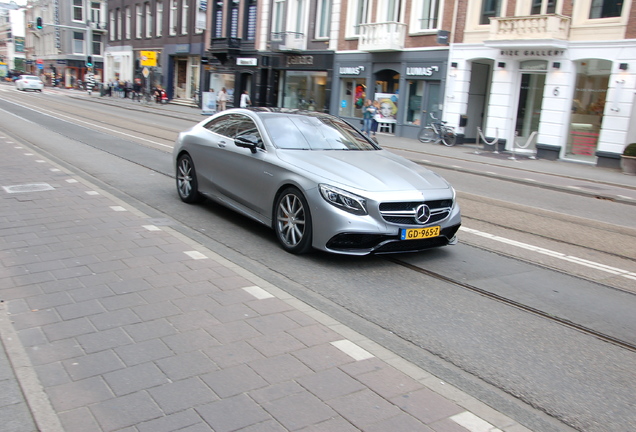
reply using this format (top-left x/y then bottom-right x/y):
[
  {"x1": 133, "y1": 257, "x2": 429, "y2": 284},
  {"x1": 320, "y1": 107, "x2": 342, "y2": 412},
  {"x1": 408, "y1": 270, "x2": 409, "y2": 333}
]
[
  {"x1": 262, "y1": 115, "x2": 378, "y2": 150},
  {"x1": 22, "y1": 76, "x2": 39, "y2": 80}
]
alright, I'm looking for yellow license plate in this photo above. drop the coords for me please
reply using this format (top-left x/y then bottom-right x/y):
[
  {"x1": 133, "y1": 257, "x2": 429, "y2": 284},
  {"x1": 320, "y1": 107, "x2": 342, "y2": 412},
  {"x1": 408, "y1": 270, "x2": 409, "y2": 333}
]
[{"x1": 400, "y1": 226, "x2": 441, "y2": 240}]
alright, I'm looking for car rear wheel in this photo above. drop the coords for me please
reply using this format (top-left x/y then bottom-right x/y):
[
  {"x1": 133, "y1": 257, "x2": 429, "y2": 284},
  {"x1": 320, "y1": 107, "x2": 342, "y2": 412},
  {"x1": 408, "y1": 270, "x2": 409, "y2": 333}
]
[
  {"x1": 274, "y1": 187, "x2": 313, "y2": 254},
  {"x1": 176, "y1": 154, "x2": 203, "y2": 203}
]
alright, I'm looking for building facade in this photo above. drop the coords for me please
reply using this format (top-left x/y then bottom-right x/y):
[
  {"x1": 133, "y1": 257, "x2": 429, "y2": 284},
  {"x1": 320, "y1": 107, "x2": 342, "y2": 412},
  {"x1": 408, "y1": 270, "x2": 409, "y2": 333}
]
[
  {"x1": 330, "y1": 0, "x2": 455, "y2": 140},
  {"x1": 445, "y1": 0, "x2": 636, "y2": 168},
  {"x1": 25, "y1": 0, "x2": 106, "y2": 88},
  {"x1": 105, "y1": 0, "x2": 207, "y2": 102}
]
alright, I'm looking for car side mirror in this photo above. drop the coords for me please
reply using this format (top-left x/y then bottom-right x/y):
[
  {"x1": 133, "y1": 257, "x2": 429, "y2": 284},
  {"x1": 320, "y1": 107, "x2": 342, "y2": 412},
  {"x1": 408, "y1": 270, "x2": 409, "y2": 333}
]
[{"x1": 235, "y1": 134, "x2": 260, "y2": 154}]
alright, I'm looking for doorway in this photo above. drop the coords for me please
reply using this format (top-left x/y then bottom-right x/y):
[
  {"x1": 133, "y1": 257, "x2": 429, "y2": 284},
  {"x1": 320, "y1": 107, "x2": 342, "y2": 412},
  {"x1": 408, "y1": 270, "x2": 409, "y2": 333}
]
[{"x1": 515, "y1": 72, "x2": 545, "y2": 152}]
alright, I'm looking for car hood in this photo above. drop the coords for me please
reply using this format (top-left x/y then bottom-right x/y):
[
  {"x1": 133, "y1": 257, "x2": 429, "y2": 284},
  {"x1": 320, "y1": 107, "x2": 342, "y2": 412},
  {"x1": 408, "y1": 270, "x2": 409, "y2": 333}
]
[{"x1": 276, "y1": 149, "x2": 451, "y2": 192}]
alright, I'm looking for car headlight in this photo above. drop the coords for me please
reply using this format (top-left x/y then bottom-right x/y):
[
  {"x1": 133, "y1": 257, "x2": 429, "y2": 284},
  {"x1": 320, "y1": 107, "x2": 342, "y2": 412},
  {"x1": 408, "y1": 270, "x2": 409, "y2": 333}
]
[{"x1": 319, "y1": 184, "x2": 368, "y2": 215}]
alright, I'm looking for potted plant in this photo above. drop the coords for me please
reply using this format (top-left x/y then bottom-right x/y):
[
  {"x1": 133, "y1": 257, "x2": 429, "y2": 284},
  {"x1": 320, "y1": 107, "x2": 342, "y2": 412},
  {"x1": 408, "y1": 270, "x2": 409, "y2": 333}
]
[{"x1": 622, "y1": 143, "x2": 636, "y2": 175}]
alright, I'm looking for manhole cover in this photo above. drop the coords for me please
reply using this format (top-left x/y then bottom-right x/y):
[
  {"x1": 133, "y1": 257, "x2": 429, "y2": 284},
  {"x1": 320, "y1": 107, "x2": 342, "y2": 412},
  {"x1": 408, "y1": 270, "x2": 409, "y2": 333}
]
[{"x1": 2, "y1": 183, "x2": 55, "y2": 194}]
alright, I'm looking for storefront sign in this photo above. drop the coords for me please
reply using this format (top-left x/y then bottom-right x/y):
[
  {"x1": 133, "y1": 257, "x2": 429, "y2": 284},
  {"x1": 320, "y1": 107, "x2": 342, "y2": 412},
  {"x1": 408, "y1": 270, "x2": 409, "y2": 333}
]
[
  {"x1": 237, "y1": 58, "x2": 258, "y2": 66},
  {"x1": 287, "y1": 55, "x2": 314, "y2": 66},
  {"x1": 339, "y1": 66, "x2": 365, "y2": 75},
  {"x1": 175, "y1": 44, "x2": 190, "y2": 54},
  {"x1": 406, "y1": 66, "x2": 440, "y2": 77},
  {"x1": 140, "y1": 51, "x2": 158, "y2": 67},
  {"x1": 500, "y1": 49, "x2": 565, "y2": 57}
]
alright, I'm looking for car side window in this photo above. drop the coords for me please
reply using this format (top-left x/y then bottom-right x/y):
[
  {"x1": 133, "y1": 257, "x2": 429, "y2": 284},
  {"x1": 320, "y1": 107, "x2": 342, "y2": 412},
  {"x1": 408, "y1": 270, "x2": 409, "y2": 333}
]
[
  {"x1": 234, "y1": 116, "x2": 264, "y2": 149},
  {"x1": 203, "y1": 116, "x2": 233, "y2": 137}
]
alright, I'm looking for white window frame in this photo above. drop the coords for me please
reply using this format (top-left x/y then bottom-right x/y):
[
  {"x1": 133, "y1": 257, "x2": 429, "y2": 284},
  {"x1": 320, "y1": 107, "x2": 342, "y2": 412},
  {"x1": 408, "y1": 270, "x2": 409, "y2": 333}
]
[
  {"x1": 346, "y1": 0, "x2": 370, "y2": 37},
  {"x1": 169, "y1": 0, "x2": 177, "y2": 35},
  {"x1": 73, "y1": 0, "x2": 84, "y2": 22},
  {"x1": 73, "y1": 31, "x2": 84, "y2": 54},
  {"x1": 315, "y1": 0, "x2": 331, "y2": 39},
  {"x1": 90, "y1": 2, "x2": 102, "y2": 25},
  {"x1": 383, "y1": 0, "x2": 402, "y2": 22},
  {"x1": 109, "y1": 10, "x2": 115, "y2": 40},
  {"x1": 409, "y1": 0, "x2": 442, "y2": 33},
  {"x1": 117, "y1": 8, "x2": 123, "y2": 40},
  {"x1": 156, "y1": 1, "x2": 163, "y2": 36},
  {"x1": 272, "y1": 0, "x2": 285, "y2": 35},
  {"x1": 181, "y1": 0, "x2": 189, "y2": 34},
  {"x1": 288, "y1": 0, "x2": 307, "y2": 34},
  {"x1": 125, "y1": 6, "x2": 131, "y2": 39},
  {"x1": 136, "y1": 4, "x2": 142, "y2": 38},
  {"x1": 145, "y1": 2, "x2": 152, "y2": 37}
]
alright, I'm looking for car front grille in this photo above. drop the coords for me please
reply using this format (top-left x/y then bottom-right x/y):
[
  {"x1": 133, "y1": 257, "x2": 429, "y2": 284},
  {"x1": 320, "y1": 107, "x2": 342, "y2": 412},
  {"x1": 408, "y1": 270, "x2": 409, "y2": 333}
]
[
  {"x1": 379, "y1": 200, "x2": 453, "y2": 225},
  {"x1": 326, "y1": 224, "x2": 461, "y2": 254}
]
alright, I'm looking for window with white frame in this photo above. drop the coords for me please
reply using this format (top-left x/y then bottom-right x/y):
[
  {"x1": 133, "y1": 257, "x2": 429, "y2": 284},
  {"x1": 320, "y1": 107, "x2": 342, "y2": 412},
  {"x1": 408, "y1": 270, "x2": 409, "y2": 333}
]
[
  {"x1": 73, "y1": 32, "x2": 84, "y2": 54},
  {"x1": 136, "y1": 4, "x2": 142, "y2": 38},
  {"x1": 589, "y1": 0, "x2": 623, "y2": 18},
  {"x1": 272, "y1": 0, "x2": 285, "y2": 38},
  {"x1": 530, "y1": 0, "x2": 556, "y2": 14},
  {"x1": 246, "y1": 1, "x2": 257, "y2": 40},
  {"x1": 214, "y1": 0, "x2": 223, "y2": 38},
  {"x1": 73, "y1": 0, "x2": 84, "y2": 21},
  {"x1": 125, "y1": 6, "x2": 131, "y2": 39},
  {"x1": 412, "y1": 0, "x2": 440, "y2": 30},
  {"x1": 169, "y1": 0, "x2": 177, "y2": 35},
  {"x1": 117, "y1": 8, "x2": 123, "y2": 39},
  {"x1": 316, "y1": 0, "x2": 331, "y2": 39},
  {"x1": 109, "y1": 10, "x2": 115, "y2": 40},
  {"x1": 91, "y1": 2, "x2": 102, "y2": 25},
  {"x1": 156, "y1": 1, "x2": 163, "y2": 36},
  {"x1": 288, "y1": 0, "x2": 305, "y2": 34},
  {"x1": 92, "y1": 34, "x2": 102, "y2": 55},
  {"x1": 145, "y1": 3, "x2": 152, "y2": 37},
  {"x1": 349, "y1": 0, "x2": 370, "y2": 36},
  {"x1": 385, "y1": 0, "x2": 402, "y2": 21},
  {"x1": 182, "y1": 0, "x2": 189, "y2": 34},
  {"x1": 480, "y1": 0, "x2": 501, "y2": 24}
]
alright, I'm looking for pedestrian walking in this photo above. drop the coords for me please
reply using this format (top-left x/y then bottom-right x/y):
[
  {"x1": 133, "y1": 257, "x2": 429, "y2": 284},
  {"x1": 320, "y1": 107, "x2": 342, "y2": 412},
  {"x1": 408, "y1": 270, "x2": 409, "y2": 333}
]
[
  {"x1": 240, "y1": 90, "x2": 251, "y2": 108},
  {"x1": 218, "y1": 87, "x2": 228, "y2": 111},
  {"x1": 362, "y1": 99, "x2": 376, "y2": 137}
]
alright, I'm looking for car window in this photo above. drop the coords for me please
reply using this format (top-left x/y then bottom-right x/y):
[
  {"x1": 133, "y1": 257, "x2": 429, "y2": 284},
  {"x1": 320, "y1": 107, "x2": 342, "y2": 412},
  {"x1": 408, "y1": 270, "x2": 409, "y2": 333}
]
[
  {"x1": 204, "y1": 114, "x2": 263, "y2": 145},
  {"x1": 263, "y1": 115, "x2": 377, "y2": 151},
  {"x1": 22, "y1": 76, "x2": 40, "y2": 80}
]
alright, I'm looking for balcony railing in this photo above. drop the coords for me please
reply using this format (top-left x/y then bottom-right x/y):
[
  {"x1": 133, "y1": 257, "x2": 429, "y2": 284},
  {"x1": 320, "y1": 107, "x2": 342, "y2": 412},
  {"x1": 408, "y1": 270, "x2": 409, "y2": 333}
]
[
  {"x1": 489, "y1": 14, "x2": 571, "y2": 40},
  {"x1": 358, "y1": 21, "x2": 407, "y2": 52},
  {"x1": 270, "y1": 32, "x2": 306, "y2": 52}
]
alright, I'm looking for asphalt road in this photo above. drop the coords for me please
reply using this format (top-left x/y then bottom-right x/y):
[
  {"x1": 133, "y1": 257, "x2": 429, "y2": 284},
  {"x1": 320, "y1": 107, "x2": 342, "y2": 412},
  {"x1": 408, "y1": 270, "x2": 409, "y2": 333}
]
[{"x1": 1, "y1": 88, "x2": 635, "y2": 431}]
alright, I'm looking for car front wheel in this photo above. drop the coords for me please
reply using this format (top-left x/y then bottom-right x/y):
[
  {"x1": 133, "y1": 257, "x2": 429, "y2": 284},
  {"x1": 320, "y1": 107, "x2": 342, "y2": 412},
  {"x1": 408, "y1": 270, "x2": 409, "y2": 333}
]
[
  {"x1": 274, "y1": 187, "x2": 313, "y2": 254},
  {"x1": 176, "y1": 154, "x2": 203, "y2": 203}
]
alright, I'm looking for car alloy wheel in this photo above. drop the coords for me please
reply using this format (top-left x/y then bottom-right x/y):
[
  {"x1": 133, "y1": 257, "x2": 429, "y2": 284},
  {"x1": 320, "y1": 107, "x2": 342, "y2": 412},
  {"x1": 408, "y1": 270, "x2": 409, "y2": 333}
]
[
  {"x1": 176, "y1": 154, "x2": 202, "y2": 203},
  {"x1": 274, "y1": 187, "x2": 313, "y2": 254}
]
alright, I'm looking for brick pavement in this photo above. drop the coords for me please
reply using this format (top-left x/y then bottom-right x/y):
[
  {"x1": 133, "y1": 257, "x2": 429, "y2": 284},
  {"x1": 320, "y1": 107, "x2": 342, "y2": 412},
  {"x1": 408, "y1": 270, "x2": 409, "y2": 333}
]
[{"x1": 0, "y1": 134, "x2": 533, "y2": 431}]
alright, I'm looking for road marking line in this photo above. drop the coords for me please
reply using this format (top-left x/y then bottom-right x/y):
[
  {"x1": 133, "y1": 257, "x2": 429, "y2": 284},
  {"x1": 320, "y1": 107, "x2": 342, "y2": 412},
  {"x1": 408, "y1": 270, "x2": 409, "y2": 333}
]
[
  {"x1": 0, "y1": 100, "x2": 172, "y2": 148},
  {"x1": 331, "y1": 340, "x2": 374, "y2": 361},
  {"x1": 142, "y1": 225, "x2": 161, "y2": 231},
  {"x1": 460, "y1": 227, "x2": 636, "y2": 280},
  {"x1": 110, "y1": 206, "x2": 127, "y2": 212},
  {"x1": 243, "y1": 286, "x2": 274, "y2": 299},
  {"x1": 617, "y1": 195, "x2": 635, "y2": 200}
]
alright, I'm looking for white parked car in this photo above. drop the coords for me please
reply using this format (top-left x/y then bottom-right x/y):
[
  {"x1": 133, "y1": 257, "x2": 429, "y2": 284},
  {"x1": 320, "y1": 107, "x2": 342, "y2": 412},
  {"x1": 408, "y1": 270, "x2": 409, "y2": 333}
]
[{"x1": 15, "y1": 75, "x2": 44, "y2": 92}]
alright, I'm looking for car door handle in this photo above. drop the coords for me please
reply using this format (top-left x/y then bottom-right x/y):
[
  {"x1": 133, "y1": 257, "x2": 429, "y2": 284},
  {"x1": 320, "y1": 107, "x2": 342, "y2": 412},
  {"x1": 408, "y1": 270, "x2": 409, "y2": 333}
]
[{"x1": 218, "y1": 141, "x2": 227, "y2": 148}]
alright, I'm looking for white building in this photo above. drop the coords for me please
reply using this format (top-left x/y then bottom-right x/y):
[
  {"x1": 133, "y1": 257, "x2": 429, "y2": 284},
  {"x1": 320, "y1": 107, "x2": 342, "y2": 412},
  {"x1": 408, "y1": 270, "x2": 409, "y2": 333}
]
[{"x1": 445, "y1": 0, "x2": 635, "y2": 168}]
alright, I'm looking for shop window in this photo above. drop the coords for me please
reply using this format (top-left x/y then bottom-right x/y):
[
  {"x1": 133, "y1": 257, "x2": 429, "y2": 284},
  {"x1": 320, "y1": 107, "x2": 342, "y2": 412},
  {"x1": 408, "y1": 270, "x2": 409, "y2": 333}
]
[
  {"x1": 339, "y1": 78, "x2": 367, "y2": 118},
  {"x1": 405, "y1": 81, "x2": 424, "y2": 126},
  {"x1": 280, "y1": 71, "x2": 328, "y2": 111},
  {"x1": 589, "y1": 0, "x2": 623, "y2": 18},
  {"x1": 567, "y1": 59, "x2": 610, "y2": 158}
]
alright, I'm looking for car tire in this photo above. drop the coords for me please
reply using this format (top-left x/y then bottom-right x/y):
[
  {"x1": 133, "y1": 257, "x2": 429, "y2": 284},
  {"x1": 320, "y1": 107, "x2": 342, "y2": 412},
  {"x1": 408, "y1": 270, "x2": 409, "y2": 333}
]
[
  {"x1": 176, "y1": 154, "x2": 203, "y2": 203},
  {"x1": 274, "y1": 187, "x2": 313, "y2": 254}
]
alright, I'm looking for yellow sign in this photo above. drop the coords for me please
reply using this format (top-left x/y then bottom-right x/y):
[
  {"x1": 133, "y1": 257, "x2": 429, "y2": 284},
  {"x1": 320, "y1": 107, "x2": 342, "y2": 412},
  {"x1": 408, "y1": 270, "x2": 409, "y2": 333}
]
[{"x1": 140, "y1": 51, "x2": 157, "y2": 67}]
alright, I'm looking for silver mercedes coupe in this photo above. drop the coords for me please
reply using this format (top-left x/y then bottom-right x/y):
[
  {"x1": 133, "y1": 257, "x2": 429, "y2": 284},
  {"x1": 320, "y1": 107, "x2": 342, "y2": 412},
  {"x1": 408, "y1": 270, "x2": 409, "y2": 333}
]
[{"x1": 173, "y1": 108, "x2": 461, "y2": 255}]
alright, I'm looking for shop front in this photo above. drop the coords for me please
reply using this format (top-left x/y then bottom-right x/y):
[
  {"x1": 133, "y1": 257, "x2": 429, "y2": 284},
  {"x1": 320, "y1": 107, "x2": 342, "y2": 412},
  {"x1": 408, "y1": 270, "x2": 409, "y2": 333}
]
[
  {"x1": 332, "y1": 51, "x2": 449, "y2": 139},
  {"x1": 446, "y1": 41, "x2": 635, "y2": 168}
]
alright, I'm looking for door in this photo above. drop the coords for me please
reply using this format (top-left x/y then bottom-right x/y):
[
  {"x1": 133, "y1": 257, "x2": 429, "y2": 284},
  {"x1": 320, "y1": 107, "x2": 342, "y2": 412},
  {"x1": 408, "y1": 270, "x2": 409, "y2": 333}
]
[
  {"x1": 515, "y1": 73, "x2": 545, "y2": 151},
  {"x1": 174, "y1": 58, "x2": 187, "y2": 99}
]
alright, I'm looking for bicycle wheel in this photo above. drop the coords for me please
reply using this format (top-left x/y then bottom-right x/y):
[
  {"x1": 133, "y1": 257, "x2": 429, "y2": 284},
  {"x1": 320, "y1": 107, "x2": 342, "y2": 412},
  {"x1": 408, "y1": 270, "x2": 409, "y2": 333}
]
[
  {"x1": 418, "y1": 127, "x2": 437, "y2": 143},
  {"x1": 441, "y1": 128, "x2": 457, "y2": 146}
]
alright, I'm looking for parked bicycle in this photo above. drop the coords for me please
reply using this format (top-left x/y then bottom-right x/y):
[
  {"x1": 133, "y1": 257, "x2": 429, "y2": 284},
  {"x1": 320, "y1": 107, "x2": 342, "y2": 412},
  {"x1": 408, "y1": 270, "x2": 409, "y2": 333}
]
[{"x1": 418, "y1": 113, "x2": 457, "y2": 146}]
